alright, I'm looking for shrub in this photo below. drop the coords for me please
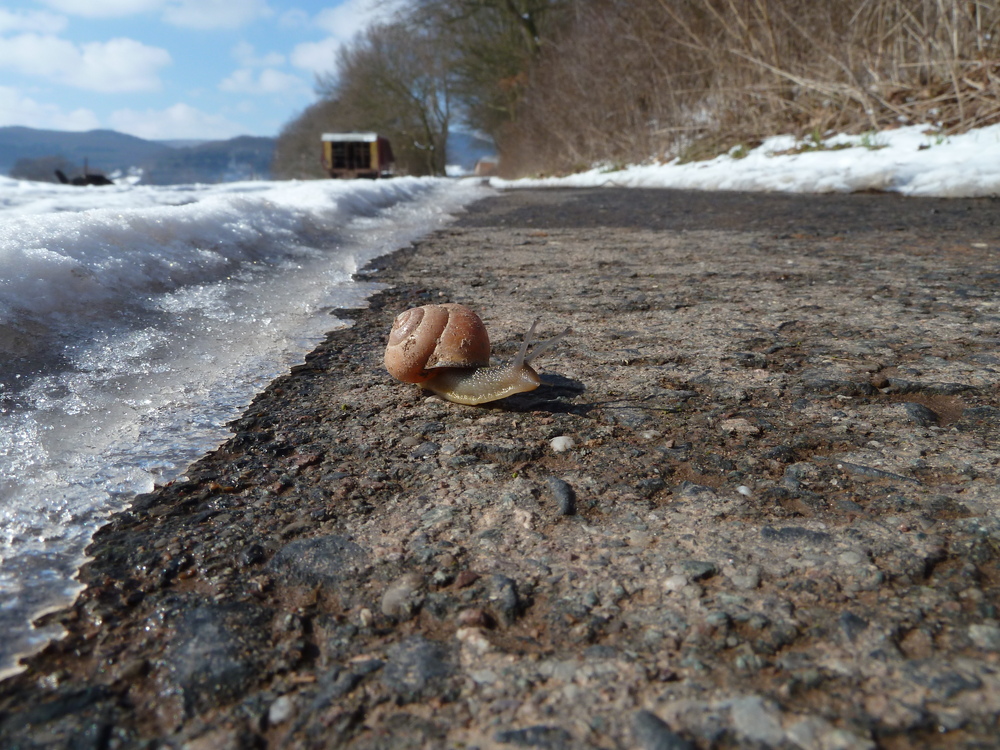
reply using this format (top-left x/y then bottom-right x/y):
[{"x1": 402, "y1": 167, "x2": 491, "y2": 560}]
[{"x1": 498, "y1": 0, "x2": 1000, "y2": 176}]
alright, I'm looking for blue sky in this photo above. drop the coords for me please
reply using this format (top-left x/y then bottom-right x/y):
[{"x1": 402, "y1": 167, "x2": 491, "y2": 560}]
[{"x1": 0, "y1": 0, "x2": 396, "y2": 140}]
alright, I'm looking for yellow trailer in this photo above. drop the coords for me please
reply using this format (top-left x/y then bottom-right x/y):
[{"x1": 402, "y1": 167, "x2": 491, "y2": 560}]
[{"x1": 321, "y1": 132, "x2": 395, "y2": 179}]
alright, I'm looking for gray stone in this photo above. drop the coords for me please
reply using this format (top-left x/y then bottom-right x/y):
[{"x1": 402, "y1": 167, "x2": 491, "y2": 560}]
[
  {"x1": 267, "y1": 695, "x2": 295, "y2": 725},
  {"x1": 760, "y1": 525, "x2": 832, "y2": 546},
  {"x1": 381, "y1": 637, "x2": 455, "y2": 703},
  {"x1": 162, "y1": 601, "x2": 270, "y2": 716},
  {"x1": 494, "y1": 725, "x2": 573, "y2": 748},
  {"x1": 839, "y1": 611, "x2": 869, "y2": 643},
  {"x1": 267, "y1": 534, "x2": 369, "y2": 588},
  {"x1": 902, "y1": 401, "x2": 939, "y2": 426},
  {"x1": 381, "y1": 572, "x2": 424, "y2": 619},
  {"x1": 677, "y1": 560, "x2": 717, "y2": 581},
  {"x1": 632, "y1": 710, "x2": 695, "y2": 750},
  {"x1": 969, "y1": 623, "x2": 1000, "y2": 651},
  {"x1": 490, "y1": 574, "x2": 524, "y2": 625},
  {"x1": 546, "y1": 476, "x2": 576, "y2": 515},
  {"x1": 729, "y1": 696, "x2": 785, "y2": 744}
]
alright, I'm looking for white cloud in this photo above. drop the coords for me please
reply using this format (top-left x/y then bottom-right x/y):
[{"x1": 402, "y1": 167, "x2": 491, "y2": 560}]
[
  {"x1": 220, "y1": 68, "x2": 309, "y2": 95},
  {"x1": 290, "y1": 0, "x2": 404, "y2": 75},
  {"x1": 109, "y1": 102, "x2": 243, "y2": 140},
  {"x1": 314, "y1": 0, "x2": 389, "y2": 37},
  {"x1": 0, "y1": 85, "x2": 100, "y2": 130},
  {"x1": 232, "y1": 41, "x2": 284, "y2": 68},
  {"x1": 39, "y1": 0, "x2": 270, "y2": 28},
  {"x1": 289, "y1": 37, "x2": 342, "y2": 75},
  {"x1": 0, "y1": 34, "x2": 171, "y2": 92},
  {"x1": 162, "y1": 0, "x2": 271, "y2": 29},
  {"x1": 36, "y1": 0, "x2": 164, "y2": 18},
  {"x1": 75, "y1": 38, "x2": 172, "y2": 91},
  {"x1": 278, "y1": 8, "x2": 309, "y2": 28},
  {"x1": 0, "y1": 8, "x2": 67, "y2": 34}
]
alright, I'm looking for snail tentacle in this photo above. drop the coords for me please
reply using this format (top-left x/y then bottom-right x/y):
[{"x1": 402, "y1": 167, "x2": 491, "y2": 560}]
[{"x1": 522, "y1": 323, "x2": 572, "y2": 366}]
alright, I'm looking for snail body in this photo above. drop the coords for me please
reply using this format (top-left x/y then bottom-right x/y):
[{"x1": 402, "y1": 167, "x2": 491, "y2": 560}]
[{"x1": 384, "y1": 303, "x2": 569, "y2": 405}]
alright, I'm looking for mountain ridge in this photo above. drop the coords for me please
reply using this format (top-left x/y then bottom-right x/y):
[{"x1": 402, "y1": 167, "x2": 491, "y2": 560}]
[
  {"x1": 1, "y1": 126, "x2": 497, "y2": 183},
  {"x1": 0, "y1": 126, "x2": 276, "y2": 185}
]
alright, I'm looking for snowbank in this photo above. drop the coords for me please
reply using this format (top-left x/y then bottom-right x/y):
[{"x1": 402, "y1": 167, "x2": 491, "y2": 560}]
[{"x1": 492, "y1": 124, "x2": 1000, "y2": 198}]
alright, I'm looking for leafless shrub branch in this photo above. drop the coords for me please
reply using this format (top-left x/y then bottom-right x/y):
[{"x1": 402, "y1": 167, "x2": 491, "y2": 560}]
[{"x1": 499, "y1": 0, "x2": 1000, "y2": 177}]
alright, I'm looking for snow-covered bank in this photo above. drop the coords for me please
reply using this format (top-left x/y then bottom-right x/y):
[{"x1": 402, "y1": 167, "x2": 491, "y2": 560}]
[
  {"x1": 493, "y1": 123, "x2": 1000, "y2": 198},
  {"x1": 0, "y1": 176, "x2": 489, "y2": 677},
  {"x1": 0, "y1": 179, "x2": 454, "y2": 352}
]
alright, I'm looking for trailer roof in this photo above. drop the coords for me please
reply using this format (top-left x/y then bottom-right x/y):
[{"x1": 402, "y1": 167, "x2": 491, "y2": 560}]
[{"x1": 321, "y1": 132, "x2": 380, "y2": 142}]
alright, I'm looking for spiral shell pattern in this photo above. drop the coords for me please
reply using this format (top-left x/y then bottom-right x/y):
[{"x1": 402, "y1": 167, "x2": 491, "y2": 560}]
[{"x1": 384, "y1": 303, "x2": 491, "y2": 383}]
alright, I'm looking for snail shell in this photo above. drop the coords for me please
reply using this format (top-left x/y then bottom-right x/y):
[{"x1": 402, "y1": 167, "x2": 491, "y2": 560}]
[
  {"x1": 384, "y1": 303, "x2": 491, "y2": 383},
  {"x1": 384, "y1": 303, "x2": 570, "y2": 405}
]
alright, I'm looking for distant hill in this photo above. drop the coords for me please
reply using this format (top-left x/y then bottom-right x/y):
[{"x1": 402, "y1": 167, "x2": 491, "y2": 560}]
[
  {"x1": 0, "y1": 127, "x2": 276, "y2": 185},
  {"x1": 0, "y1": 127, "x2": 171, "y2": 176},
  {"x1": 155, "y1": 139, "x2": 210, "y2": 149},
  {"x1": 141, "y1": 136, "x2": 274, "y2": 184}
]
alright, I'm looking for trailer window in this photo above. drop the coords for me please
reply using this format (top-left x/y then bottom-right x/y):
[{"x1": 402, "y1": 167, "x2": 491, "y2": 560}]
[{"x1": 330, "y1": 141, "x2": 371, "y2": 170}]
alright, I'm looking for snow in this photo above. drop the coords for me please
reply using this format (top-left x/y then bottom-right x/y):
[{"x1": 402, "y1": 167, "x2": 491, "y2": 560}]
[
  {"x1": 0, "y1": 179, "x2": 448, "y2": 328},
  {"x1": 0, "y1": 175, "x2": 488, "y2": 678},
  {"x1": 492, "y1": 123, "x2": 1000, "y2": 198}
]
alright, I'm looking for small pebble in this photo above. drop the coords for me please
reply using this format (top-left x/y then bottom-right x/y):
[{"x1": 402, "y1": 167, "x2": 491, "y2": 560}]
[
  {"x1": 267, "y1": 695, "x2": 295, "y2": 725},
  {"x1": 456, "y1": 626, "x2": 493, "y2": 654},
  {"x1": 455, "y1": 570, "x2": 480, "y2": 588},
  {"x1": 969, "y1": 623, "x2": 1000, "y2": 651},
  {"x1": 676, "y1": 560, "x2": 717, "y2": 581},
  {"x1": 719, "y1": 418, "x2": 760, "y2": 435},
  {"x1": 550, "y1": 435, "x2": 575, "y2": 452},
  {"x1": 381, "y1": 572, "x2": 423, "y2": 619},
  {"x1": 838, "y1": 550, "x2": 863, "y2": 565},
  {"x1": 494, "y1": 726, "x2": 573, "y2": 747},
  {"x1": 457, "y1": 608, "x2": 492, "y2": 628},
  {"x1": 724, "y1": 565, "x2": 761, "y2": 590},
  {"x1": 729, "y1": 696, "x2": 784, "y2": 744},
  {"x1": 663, "y1": 575, "x2": 688, "y2": 592},
  {"x1": 902, "y1": 401, "x2": 939, "y2": 427},
  {"x1": 546, "y1": 476, "x2": 576, "y2": 515},
  {"x1": 182, "y1": 729, "x2": 241, "y2": 750},
  {"x1": 632, "y1": 710, "x2": 694, "y2": 750}
]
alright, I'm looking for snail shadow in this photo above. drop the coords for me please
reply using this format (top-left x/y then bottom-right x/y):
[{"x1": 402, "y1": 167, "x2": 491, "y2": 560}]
[
  {"x1": 490, "y1": 373, "x2": 589, "y2": 414},
  {"x1": 497, "y1": 376, "x2": 691, "y2": 425},
  {"x1": 465, "y1": 373, "x2": 685, "y2": 422}
]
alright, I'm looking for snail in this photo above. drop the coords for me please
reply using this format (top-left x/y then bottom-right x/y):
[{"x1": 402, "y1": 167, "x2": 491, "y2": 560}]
[{"x1": 384, "y1": 303, "x2": 570, "y2": 405}]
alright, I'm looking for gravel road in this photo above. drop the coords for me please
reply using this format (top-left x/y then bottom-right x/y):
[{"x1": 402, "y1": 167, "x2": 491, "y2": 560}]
[{"x1": 1, "y1": 187, "x2": 999, "y2": 749}]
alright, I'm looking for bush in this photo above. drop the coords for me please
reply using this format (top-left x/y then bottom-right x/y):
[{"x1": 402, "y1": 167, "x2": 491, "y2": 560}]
[{"x1": 499, "y1": 0, "x2": 1000, "y2": 177}]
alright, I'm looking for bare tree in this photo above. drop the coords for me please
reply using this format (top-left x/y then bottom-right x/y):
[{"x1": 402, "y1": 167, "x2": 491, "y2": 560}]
[
  {"x1": 271, "y1": 99, "x2": 343, "y2": 180},
  {"x1": 412, "y1": 0, "x2": 566, "y2": 139},
  {"x1": 271, "y1": 0, "x2": 565, "y2": 179},
  {"x1": 317, "y1": 21, "x2": 454, "y2": 176}
]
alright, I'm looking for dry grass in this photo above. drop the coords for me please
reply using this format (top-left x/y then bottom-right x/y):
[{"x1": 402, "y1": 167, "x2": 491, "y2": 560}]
[{"x1": 499, "y1": 0, "x2": 1000, "y2": 177}]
